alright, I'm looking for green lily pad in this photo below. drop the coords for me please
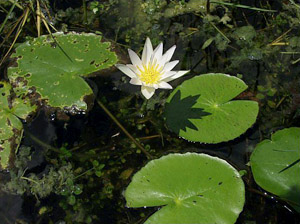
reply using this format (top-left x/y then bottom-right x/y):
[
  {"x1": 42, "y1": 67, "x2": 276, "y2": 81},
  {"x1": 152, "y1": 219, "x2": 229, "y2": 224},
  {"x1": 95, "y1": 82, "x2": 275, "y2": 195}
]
[
  {"x1": 165, "y1": 73, "x2": 259, "y2": 143},
  {"x1": 250, "y1": 127, "x2": 300, "y2": 212},
  {"x1": 0, "y1": 82, "x2": 36, "y2": 170},
  {"x1": 125, "y1": 153, "x2": 245, "y2": 224},
  {"x1": 8, "y1": 32, "x2": 117, "y2": 112}
]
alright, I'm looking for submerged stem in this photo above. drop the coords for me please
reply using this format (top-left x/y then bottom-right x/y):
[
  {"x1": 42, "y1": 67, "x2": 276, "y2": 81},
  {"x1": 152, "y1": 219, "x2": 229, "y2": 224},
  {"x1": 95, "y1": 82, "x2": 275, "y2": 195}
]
[
  {"x1": 210, "y1": 1, "x2": 277, "y2": 12},
  {"x1": 96, "y1": 99, "x2": 152, "y2": 159},
  {"x1": 20, "y1": 176, "x2": 40, "y2": 185},
  {"x1": 26, "y1": 131, "x2": 60, "y2": 153},
  {"x1": 82, "y1": 0, "x2": 87, "y2": 25},
  {"x1": 74, "y1": 167, "x2": 95, "y2": 179}
]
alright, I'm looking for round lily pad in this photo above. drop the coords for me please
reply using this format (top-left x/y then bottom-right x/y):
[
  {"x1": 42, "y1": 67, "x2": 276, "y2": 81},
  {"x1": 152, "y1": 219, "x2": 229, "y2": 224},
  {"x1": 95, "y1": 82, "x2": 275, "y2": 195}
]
[
  {"x1": 0, "y1": 82, "x2": 36, "y2": 170},
  {"x1": 250, "y1": 127, "x2": 300, "y2": 212},
  {"x1": 164, "y1": 73, "x2": 259, "y2": 143},
  {"x1": 125, "y1": 153, "x2": 245, "y2": 224},
  {"x1": 8, "y1": 32, "x2": 117, "y2": 112}
]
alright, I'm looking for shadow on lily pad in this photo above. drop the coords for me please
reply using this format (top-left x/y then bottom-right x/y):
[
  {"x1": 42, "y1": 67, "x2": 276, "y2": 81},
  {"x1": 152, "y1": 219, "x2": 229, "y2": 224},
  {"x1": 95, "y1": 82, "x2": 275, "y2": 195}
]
[{"x1": 164, "y1": 90, "x2": 211, "y2": 135}]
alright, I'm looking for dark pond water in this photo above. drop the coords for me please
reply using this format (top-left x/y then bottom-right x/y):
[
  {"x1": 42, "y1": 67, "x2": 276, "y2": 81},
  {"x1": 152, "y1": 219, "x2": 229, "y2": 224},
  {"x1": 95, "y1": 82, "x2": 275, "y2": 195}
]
[{"x1": 0, "y1": 0, "x2": 300, "y2": 223}]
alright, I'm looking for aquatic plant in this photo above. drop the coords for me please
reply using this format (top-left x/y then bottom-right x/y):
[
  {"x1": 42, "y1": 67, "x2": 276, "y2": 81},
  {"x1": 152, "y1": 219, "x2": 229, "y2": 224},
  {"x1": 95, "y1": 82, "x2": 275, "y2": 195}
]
[
  {"x1": 7, "y1": 32, "x2": 117, "y2": 112},
  {"x1": 1, "y1": 0, "x2": 300, "y2": 223},
  {"x1": 250, "y1": 127, "x2": 300, "y2": 212},
  {"x1": 165, "y1": 73, "x2": 259, "y2": 143},
  {"x1": 125, "y1": 153, "x2": 245, "y2": 224},
  {"x1": 0, "y1": 0, "x2": 57, "y2": 65},
  {"x1": 0, "y1": 82, "x2": 36, "y2": 170},
  {"x1": 116, "y1": 37, "x2": 189, "y2": 99}
]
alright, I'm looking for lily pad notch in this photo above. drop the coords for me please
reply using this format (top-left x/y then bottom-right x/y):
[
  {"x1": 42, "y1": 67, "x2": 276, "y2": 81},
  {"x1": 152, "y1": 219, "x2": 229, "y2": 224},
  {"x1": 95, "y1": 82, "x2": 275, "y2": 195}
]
[{"x1": 165, "y1": 73, "x2": 259, "y2": 143}]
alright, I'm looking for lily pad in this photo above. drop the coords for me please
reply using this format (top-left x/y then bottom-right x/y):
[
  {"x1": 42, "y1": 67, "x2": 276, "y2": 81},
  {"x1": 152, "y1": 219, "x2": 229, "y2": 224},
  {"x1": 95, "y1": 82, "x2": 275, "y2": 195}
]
[
  {"x1": 250, "y1": 127, "x2": 300, "y2": 212},
  {"x1": 8, "y1": 32, "x2": 117, "y2": 112},
  {"x1": 0, "y1": 82, "x2": 36, "y2": 170},
  {"x1": 125, "y1": 153, "x2": 245, "y2": 224},
  {"x1": 165, "y1": 73, "x2": 259, "y2": 143}
]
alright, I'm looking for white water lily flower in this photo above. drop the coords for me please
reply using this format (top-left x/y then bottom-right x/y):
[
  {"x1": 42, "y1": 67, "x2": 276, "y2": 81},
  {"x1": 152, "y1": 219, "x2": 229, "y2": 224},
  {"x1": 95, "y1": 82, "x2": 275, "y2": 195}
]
[{"x1": 116, "y1": 38, "x2": 189, "y2": 99}]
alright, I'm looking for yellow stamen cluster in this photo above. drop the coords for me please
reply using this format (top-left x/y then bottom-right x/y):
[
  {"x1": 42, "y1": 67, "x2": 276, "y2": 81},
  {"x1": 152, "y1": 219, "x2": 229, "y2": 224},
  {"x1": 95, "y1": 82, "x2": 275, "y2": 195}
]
[{"x1": 137, "y1": 61, "x2": 163, "y2": 85}]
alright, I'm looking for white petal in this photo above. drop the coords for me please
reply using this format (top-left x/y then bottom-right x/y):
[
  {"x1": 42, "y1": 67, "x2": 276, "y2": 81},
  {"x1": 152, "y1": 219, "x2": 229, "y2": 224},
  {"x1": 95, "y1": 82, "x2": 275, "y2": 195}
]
[
  {"x1": 163, "y1": 60, "x2": 179, "y2": 72},
  {"x1": 162, "y1": 70, "x2": 189, "y2": 82},
  {"x1": 130, "y1": 78, "x2": 142, "y2": 85},
  {"x1": 158, "y1": 81, "x2": 173, "y2": 89},
  {"x1": 161, "y1": 71, "x2": 176, "y2": 80},
  {"x1": 128, "y1": 49, "x2": 142, "y2": 68},
  {"x1": 152, "y1": 42, "x2": 163, "y2": 63},
  {"x1": 161, "y1": 45, "x2": 176, "y2": 64},
  {"x1": 141, "y1": 86, "x2": 155, "y2": 99},
  {"x1": 171, "y1": 70, "x2": 190, "y2": 79},
  {"x1": 141, "y1": 37, "x2": 153, "y2": 65},
  {"x1": 126, "y1": 64, "x2": 140, "y2": 75},
  {"x1": 115, "y1": 64, "x2": 136, "y2": 78}
]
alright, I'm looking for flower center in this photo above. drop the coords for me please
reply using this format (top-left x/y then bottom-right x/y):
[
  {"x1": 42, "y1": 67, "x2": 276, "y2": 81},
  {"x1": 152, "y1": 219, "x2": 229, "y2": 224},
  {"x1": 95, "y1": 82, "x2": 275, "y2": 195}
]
[{"x1": 137, "y1": 61, "x2": 163, "y2": 85}]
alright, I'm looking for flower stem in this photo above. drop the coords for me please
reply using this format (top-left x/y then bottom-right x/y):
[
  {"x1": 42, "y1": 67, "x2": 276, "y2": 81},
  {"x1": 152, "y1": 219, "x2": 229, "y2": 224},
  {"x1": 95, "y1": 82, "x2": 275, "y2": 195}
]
[{"x1": 96, "y1": 99, "x2": 153, "y2": 159}]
